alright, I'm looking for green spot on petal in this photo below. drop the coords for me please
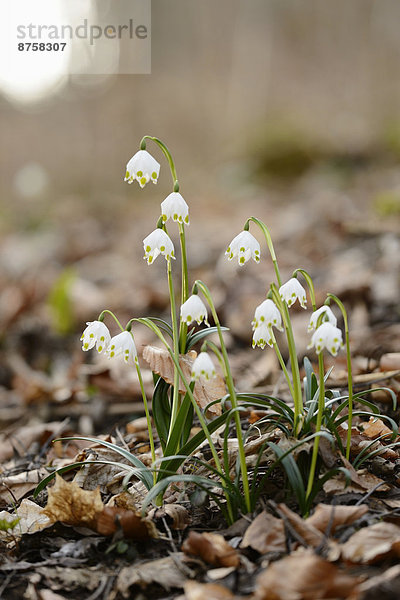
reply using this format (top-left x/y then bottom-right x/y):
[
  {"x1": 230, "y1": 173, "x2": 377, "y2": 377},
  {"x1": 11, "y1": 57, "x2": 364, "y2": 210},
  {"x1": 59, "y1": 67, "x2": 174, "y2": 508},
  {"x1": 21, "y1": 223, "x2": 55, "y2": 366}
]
[
  {"x1": 152, "y1": 171, "x2": 157, "y2": 179},
  {"x1": 137, "y1": 170, "x2": 143, "y2": 177}
]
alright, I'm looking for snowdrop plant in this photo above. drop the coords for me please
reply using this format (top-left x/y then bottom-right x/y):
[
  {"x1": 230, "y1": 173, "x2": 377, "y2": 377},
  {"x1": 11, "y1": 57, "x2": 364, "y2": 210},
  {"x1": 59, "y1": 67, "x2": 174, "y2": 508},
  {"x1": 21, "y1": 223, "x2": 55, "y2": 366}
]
[{"x1": 37, "y1": 137, "x2": 397, "y2": 522}]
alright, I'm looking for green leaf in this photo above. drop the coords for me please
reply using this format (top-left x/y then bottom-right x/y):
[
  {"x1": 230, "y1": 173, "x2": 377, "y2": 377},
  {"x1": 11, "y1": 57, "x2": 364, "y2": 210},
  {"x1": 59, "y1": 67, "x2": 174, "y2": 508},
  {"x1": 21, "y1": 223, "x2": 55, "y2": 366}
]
[
  {"x1": 34, "y1": 459, "x2": 151, "y2": 496},
  {"x1": 156, "y1": 409, "x2": 233, "y2": 483},
  {"x1": 47, "y1": 437, "x2": 154, "y2": 489},
  {"x1": 186, "y1": 326, "x2": 229, "y2": 351},
  {"x1": 145, "y1": 317, "x2": 173, "y2": 339},
  {"x1": 152, "y1": 378, "x2": 171, "y2": 451}
]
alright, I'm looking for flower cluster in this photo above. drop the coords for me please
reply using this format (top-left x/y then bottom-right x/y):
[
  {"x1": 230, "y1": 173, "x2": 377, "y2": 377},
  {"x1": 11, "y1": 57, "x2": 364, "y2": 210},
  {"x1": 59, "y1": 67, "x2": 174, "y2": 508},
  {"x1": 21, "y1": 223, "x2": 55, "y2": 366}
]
[{"x1": 81, "y1": 321, "x2": 138, "y2": 366}]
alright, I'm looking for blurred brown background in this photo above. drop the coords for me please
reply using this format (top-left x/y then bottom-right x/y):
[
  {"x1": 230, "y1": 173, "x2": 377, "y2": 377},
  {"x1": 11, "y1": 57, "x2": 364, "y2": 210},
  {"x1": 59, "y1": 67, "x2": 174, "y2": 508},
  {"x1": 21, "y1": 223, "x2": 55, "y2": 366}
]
[{"x1": 1, "y1": 0, "x2": 399, "y2": 400}]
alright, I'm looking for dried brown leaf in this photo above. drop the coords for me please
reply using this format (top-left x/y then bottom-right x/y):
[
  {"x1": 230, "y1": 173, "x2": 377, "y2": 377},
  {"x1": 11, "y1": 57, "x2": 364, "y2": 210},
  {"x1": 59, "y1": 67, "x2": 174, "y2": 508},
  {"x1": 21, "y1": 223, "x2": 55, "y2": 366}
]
[
  {"x1": 184, "y1": 581, "x2": 235, "y2": 600},
  {"x1": 0, "y1": 468, "x2": 48, "y2": 502},
  {"x1": 254, "y1": 549, "x2": 360, "y2": 600},
  {"x1": 95, "y1": 506, "x2": 157, "y2": 540},
  {"x1": 306, "y1": 503, "x2": 369, "y2": 534},
  {"x1": 354, "y1": 563, "x2": 400, "y2": 599},
  {"x1": 182, "y1": 531, "x2": 240, "y2": 568},
  {"x1": 0, "y1": 499, "x2": 51, "y2": 540},
  {"x1": 149, "y1": 504, "x2": 191, "y2": 530},
  {"x1": 43, "y1": 474, "x2": 104, "y2": 529},
  {"x1": 142, "y1": 345, "x2": 224, "y2": 416},
  {"x1": 117, "y1": 554, "x2": 187, "y2": 597},
  {"x1": 341, "y1": 521, "x2": 400, "y2": 564},
  {"x1": 276, "y1": 504, "x2": 324, "y2": 547},
  {"x1": 240, "y1": 511, "x2": 286, "y2": 554},
  {"x1": 361, "y1": 417, "x2": 393, "y2": 440}
]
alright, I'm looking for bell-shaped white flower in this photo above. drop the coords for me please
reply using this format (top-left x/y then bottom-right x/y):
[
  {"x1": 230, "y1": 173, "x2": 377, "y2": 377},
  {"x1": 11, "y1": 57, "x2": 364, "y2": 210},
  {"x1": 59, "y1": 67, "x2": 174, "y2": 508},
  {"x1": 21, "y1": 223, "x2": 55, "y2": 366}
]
[
  {"x1": 81, "y1": 321, "x2": 111, "y2": 353},
  {"x1": 225, "y1": 231, "x2": 260, "y2": 266},
  {"x1": 180, "y1": 294, "x2": 209, "y2": 326},
  {"x1": 308, "y1": 322, "x2": 343, "y2": 356},
  {"x1": 252, "y1": 324, "x2": 274, "y2": 349},
  {"x1": 308, "y1": 306, "x2": 337, "y2": 332},
  {"x1": 252, "y1": 299, "x2": 283, "y2": 332},
  {"x1": 161, "y1": 192, "x2": 189, "y2": 225},
  {"x1": 191, "y1": 352, "x2": 216, "y2": 381},
  {"x1": 143, "y1": 229, "x2": 175, "y2": 264},
  {"x1": 107, "y1": 331, "x2": 138, "y2": 365},
  {"x1": 124, "y1": 150, "x2": 160, "y2": 188},
  {"x1": 279, "y1": 278, "x2": 307, "y2": 309}
]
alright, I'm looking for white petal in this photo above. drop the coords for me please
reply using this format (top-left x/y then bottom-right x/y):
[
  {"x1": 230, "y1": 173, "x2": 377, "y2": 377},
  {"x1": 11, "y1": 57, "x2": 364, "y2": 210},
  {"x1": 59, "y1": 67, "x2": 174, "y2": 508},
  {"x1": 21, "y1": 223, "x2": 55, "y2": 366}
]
[
  {"x1": 107, "y1": 331, "x2": 138, "y2": 366},
  {"x1": 191, "y1": 352, "x2": 216, "y2": 381},
  {"x1": 279, "y1": 278, "x2": 307, "y2": 309},
  {"x1": 252, "y1": 324, "x2": 274, "y2": 349},
  {"x1": 143, "y1": 229, "x2": 175, "y2": 264},
  {"x1": 125, "y1": 150, "x2": 160, "y2": 187},
  {"x1": 252, "y1": 299, "x2": 283, "y2": 331},
  {"x1": 308, "y1": 306, "x2": 337, "y2": 331},
  {"x1": 180, "y1": 295, "x2": 209, "y2": 326},
  {"x1": 161, "y1": 192, "x2": 189, "y2": 225},
  {"x1": 225, "y1": 231, "x2": 260, "y2": 266},
  {"x1": 308, "y1": 322, "x2": 343, "y2": 356}
]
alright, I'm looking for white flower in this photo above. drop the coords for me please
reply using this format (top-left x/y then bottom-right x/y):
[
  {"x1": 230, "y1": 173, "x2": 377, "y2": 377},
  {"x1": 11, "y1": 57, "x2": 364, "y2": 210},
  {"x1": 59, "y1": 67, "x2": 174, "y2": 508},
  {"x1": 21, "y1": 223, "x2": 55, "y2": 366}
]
[
  {"x1": 308, "y1": 322, "x2": 343, "y2": 356},
  {"x1": 161, "y1": 192, "x2": 189, "y2": 225},
  {"x1": 107, "y1": 331, "x2": 138, "y2": 365},
  {"x1": 252, "y1": 324, "x2": 274, "y2": 349},
  {"x1": 308, "y1": 306, "x2": 337, "y2": 332},
  {"x1": 191, "y1": 352, "x2": 216, "y2": 381},
  {"x1": 180, "y1": 295, "x2": 209, "y2": 326},
  {"x1": 279, "y1": 278, "x2": 307, "y2": 308},
  {"x1": 225, "y1": 231, "x2": 260, "y2": 266},
  {"x1": 81, "y1": 321, "x2": 111, "y2": 353},
  {"x1": 124, "y1": 150, "x2": 160, "y2": 188},
  {"x1": 143, "y1": 229, "x2": 175, "y2": 264},
  {"x1": 251, "y1": 299, "x2": 283, "y2": 332}
]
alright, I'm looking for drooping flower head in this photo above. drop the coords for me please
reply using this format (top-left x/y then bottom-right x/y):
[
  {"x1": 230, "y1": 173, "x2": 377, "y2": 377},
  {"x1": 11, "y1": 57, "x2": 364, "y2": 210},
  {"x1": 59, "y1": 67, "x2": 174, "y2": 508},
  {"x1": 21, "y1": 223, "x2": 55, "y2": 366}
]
[
  {"x1": 225, "y1": 231, "x2": 260, "y2": 266},
  {"x1": 143, "y1": 229, "x2": 175, "y2": 265},
  {"x1": 279, "y1": 278, "x2": 307, "y2": 309},
  {"x1": 124, "y1": 150, "x2": 160, "y2": 188},
  {"x1": 308, "y1": 322, "x2": 343, "y2": 357},
  {"x1": 308, "y1": 306, "x2": 337, "y2": 332},
  {"x1": 81, "y1": 321, "x2": 111, "y2": 353},
  {"x1": 107, "y1": 331, "x2": 138, "y2": 366},
  {"x1": 161, "y1": 192, "x2": 189, "y2": 225},
  {"x1": 252, "y1": 324, "x2": 275, "y2": 349},
  {"x1": 191, "y1": 352, "x2": 216, "y2": 381},
  {"x1": 251, "y1": 299, "x2": 283, "y2": 332},
  {"x1": 180, "y1": 294, "x2": 209, "y2": 326}
]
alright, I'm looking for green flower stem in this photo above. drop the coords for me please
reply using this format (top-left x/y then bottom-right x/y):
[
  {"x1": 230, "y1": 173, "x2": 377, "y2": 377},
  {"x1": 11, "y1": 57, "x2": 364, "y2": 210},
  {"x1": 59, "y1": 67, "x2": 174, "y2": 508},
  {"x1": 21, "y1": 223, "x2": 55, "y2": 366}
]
[
  {"x1": 306, "y1": 351, "x2": 325, "y2": 499},
  {"x1": 140, "y1": 135, "x2": 179, "y2": 189},
  {"x1": 166, "y1": 258, "x2": 181, "y2": 441},
  {"x1": 178, "y1": 222, "x2": 189, "y2": 353},
  {"x1": 293, "y1": 269, "x2": 317, "y2": 311},
  {"x1": 270, "y1": 335, "x2": 295, "y2": 399},
  {"x1": 132, "y1": 317, "x2": 234, "y2": 523},
  {"x1": 270, "y1": 284, "x2": 303, "y2": 433},
  {"x1": 98, "y1": 309, "x2": 124, "y2": 332},
  {"x1": 327, "y1": 294, "x2": 353, "y2": 460},
  {"x1": 135, "y1": 361, "x2": 157, "y2": 485},
  {"x1": 245, "y1": 217, "x2": 282, "y2": 286},
  {"x1": 194, "y1": 280, "x2": 251, "y2": 514}
]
